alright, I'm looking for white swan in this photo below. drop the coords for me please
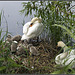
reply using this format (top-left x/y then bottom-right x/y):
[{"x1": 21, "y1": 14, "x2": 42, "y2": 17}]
[
  {"x1": 55, "y1": 41, "x2": 75, "y2": 68},
  {"x1": 21, "y1": 17, "x2": 43, "y2": 41}
]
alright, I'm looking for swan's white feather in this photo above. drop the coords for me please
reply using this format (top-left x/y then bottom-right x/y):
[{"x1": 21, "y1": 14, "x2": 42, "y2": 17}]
[
  {"x1": 23, "y1": 22, "x2": 31, "y2": 34},
  {"x1": 27, "y1": 22, "x2": 43, "y2": 36},
  {"x1": 21, "y1": 18, "x2": 43, "y2": 41},
  {"x1": 55, "y1": 41, "x2": 75, "y2": 68}
]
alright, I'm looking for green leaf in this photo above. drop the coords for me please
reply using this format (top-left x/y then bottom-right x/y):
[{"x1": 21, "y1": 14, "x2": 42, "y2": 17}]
[
  {"x1": 72, "y1": 15, "x2": 75, "y2": 18},
  {"x1": 11, "y1": 63, "x2": 21, "y2": 67},
  {"x1": 0, "y1": 11, "x2": 2, "y2": 26},
  {"x1": 21, "y1": 65, "x2": 30, "y2": 70},
  {"x1": 7, "y1": 58, "x2": 21, "y2": 67},
  {"x1": 53, "y1": 24, "x2": 75, "y2": 40},
  {"x1": 8, "y1": 57, "x2": 30, "y2": 70},
  {"x1": 0, "y1": 66, "x2": 6, "y2": 71},
  {"x1": 0, "y1": 58, "x2": 5, "y2": 61},
  {"x1": 0, "y1": 28, "x2": 2, "y2": 39},
  {"x1": 7, "y1": 57, "x2": 17, "y2": 64},
  {"x1": 51, "y1": 70, "x2": 63, "y2": 74}
]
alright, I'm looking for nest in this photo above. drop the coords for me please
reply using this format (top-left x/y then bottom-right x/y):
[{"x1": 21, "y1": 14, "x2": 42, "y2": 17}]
[{"x1": 9, "y1": 39, "x2": 58, "y2": 74}]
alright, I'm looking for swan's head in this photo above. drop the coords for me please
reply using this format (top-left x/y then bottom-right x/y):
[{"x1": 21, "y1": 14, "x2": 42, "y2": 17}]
[
  {"x1": 7, "y1": 34, "x2": 11, "y2": 39},
  {"x1": 57, "y1": 41, "x2": 66, "y2": 48},
  {"x1": 29, "y1": 17, "x2": 42, "y2": 27},
  {"x1": 31, "y1": 17, "x2": 42, "y2": 23},
  {"x1": 24, "y1": 17, "x2": 42, "y2": 28}
]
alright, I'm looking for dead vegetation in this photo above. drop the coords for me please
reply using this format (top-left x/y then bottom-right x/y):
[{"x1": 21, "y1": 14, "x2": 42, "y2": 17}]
[{"x1": 9, "y1": 39, "x2": 59, "y2": 74}]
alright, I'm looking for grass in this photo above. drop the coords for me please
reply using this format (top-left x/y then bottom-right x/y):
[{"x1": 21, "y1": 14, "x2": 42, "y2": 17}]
[
  {"x1": 0, "y1": 1, "x2": 75, "y2": 74},
  {"x1": 52, "y1": 21, "x2": 75, "y2": 74},
  {"x1": 0, "y1": 11, "x2": 29, "y2": 74},
  {"x1": 53, "y1": 24, "x2": 75, "y2": 40},
  {"x1": 20, "y1": 1, "x2": 75, "y2": 74},
  {"x1": 0, "y1": 28, "x2": 21, "y2": 73},
  {"x1": 20, "y1": 1, "x2": 75, "y2": 47}
]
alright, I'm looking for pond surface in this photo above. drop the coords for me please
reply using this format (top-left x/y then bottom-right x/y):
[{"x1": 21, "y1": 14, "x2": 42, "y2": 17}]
[{"x1": 0, "y1": 1, "x2": 34, "y2": 36}]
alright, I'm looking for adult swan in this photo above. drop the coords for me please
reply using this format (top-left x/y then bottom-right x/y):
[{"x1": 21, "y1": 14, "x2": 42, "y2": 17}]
[
  {"x1": 55, "y1": 41, "x2": 75, "y2": 68},
  {"x1": 21, "y1": 17, "x2": 43, "y2": 41}
]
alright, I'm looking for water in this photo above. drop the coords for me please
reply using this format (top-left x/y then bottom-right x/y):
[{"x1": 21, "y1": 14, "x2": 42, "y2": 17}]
[{"x1": 0, "y1": 1, "x2": 34, "y2": 36}]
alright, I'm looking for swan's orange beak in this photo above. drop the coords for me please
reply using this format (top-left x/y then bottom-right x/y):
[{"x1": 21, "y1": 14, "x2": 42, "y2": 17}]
[
  {"x1": 29, "y1": 23, "x2": 33, "y2": 27},
  {"x1": 30, "y1": 24, "x2": 33, "y2": 27}
]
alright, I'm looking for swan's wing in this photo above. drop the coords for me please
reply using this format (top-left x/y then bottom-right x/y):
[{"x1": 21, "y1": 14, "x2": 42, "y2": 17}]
[
  {"x1": 21, "y1": 34, "x2": 26, "y2": 40},
  {"x1": 55, "y1": 53, "x2": 63, "y2": 65},
  {"x1": 65, "y1": 55, "x2": 75, "y2": 66},
  {"x1": 21, "y1": 34, "x2": 29, "y2": 40},
  {"x1": 23, "y1": 22, "x2": 31, "y2": 34},
  {"x1": 27, "y1": 23, "x2": 43, "y2": 37},
  {"x1": 60, "y1": 52, "x2": 68, "y2": 60},
  {"x1": 23, "y1": 25, "x2": 27, "y2": 34},
  {"x1": 69, "y1": 49, "x2": 75, "y2": 55}
]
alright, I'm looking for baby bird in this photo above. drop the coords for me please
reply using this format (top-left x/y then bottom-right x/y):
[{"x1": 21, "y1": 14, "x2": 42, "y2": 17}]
[
  {"x1": 6, "y1": 34, "x2": 12, "y2": 44},
  {"x1": 7, "y1": 34, "x2": 11, "y2": 38},
  {"x1": 28, "y1": 44, "x2": 40, "y2": 56},
  {"x1": 16, "y1": 43, "x2": 29, "y2": 56},
  {"x1": 3, "y1": 35, "x2": 12, "y2": 49},
  {"x1": 11, "y1": 35, "x2": 21, "y2": 42},
  {"x1": 16, "y1": 44, "x2": 25, "y2": 55},
  {"x1": 11, "y1": 41, "x2": 18, "y2": 52}
]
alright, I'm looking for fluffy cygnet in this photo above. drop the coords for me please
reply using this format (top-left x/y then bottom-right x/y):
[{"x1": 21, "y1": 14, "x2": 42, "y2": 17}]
[
  {"x1": 3, "y1": 41, "x2": 11, "y2": 49},
  {"x1": 11, "y1": 41, "x2": 18, "y2": 52},
  {"x1": 6, "y1": 34, "x2": 12, "y2": 44},
  {"x1": 3, "y1": 35, "x2": 12, "y2": 49},
  {"x1": 16, "y1": 44, "x2": 25, "y2": 55},
  {"x1": 11, "y1": 35, "x2": 21, "y2": 42},
  {"x1": 16, "y1": 43, "x2": 29, "y2": 55},
  {"x1": 28, "y1": 44, "x2": 40, "y2": 56},
  {"x1": 6, "y1": 34, "x2": 11, "y2": 39}
]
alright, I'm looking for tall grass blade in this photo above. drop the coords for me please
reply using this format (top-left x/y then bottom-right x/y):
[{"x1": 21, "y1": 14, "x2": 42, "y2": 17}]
[
  {"x1": 0, "y1": 11, "x2": 2, "y2": 26},
  {"x1": 53, "y1": 24, "x2": 75, "y2": 40},
  {"x1": 0, "y1": 66, "x2": 6, "y2": 71},
  {"x1": 0, "y1": 58, "x2": 5, "y2": 61}
]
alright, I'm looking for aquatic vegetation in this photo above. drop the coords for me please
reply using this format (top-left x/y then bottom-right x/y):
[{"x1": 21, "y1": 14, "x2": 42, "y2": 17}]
[
  {"x1": 0, "y1": 1, "x2": 75, "y2": 74},
  {"x1": 0, "y1": 11, "x2": 29, "y2": 74},
  {"x1": 20, "y1": 1, "x2": 75, "y2": 74},
  {"x1": 20, "y1": 1, "x2": 74, "y2": 47}
]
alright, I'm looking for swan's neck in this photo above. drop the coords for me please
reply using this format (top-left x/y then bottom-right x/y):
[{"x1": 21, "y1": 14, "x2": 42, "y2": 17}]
[
  {"x1": 60, "y1": 46, "x2": 68, "y2": 60},
  {"x1": 31, "y1": 18, "x2": 42, "y2": 23},
  {"x1": 60, "y1": 52, "x2": 68, "y2": 60},
  {"x1": 63, "y1": 46, "x2": 68, "y2": 52},
  {"x1": 33, "y1": 20, "x2": 41, "y2": 24}
]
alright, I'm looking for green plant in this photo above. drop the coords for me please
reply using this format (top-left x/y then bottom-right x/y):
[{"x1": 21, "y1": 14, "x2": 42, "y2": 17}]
[
  {"x1": 51, "y1": 59, "x2": 75, "y2": 74},
  {"x1": 0, "y1": 28, "x2": 20, "y2": 73},
  {"x1": 20, "y1": 1, "x2": 74, "y2": 47},
  {"x1": 0, "y1": 11, "x2": 29, "y2": 74},
  {"x1": 54, "y1": 24, "x2": 75, "y2": 42},
  {"x1": 0, "y1": 10, "x2": 2, "y2": 26},
  {"x1": 52, "y1": 22, "x2": 75, "y2": 74}
]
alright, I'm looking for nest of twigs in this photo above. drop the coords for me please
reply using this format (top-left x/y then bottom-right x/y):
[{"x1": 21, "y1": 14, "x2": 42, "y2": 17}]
[{"x1": 9, "y1": 39, "x2": 58, "y2": 74}]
